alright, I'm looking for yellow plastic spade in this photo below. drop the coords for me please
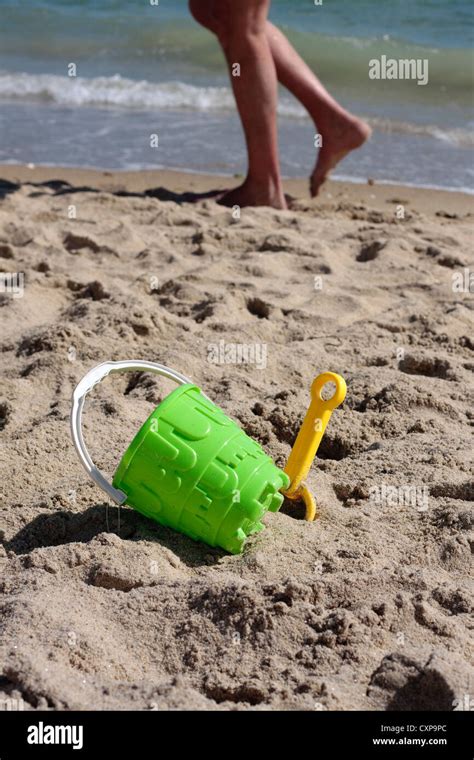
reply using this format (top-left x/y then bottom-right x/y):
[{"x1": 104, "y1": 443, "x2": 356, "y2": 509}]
[{"x1": 282, "y1": 372, "x2": 347, "y2": 521}]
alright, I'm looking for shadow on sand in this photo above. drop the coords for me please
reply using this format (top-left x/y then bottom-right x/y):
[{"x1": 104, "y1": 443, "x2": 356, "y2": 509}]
[{"x1": 4, "y1": 503, "x2": 225, "y2": 567}]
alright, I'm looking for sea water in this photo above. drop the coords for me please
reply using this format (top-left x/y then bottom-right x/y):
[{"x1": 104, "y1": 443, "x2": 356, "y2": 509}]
[{"x1": 0, "y1": 0, "x2": 472, "y2": 191}]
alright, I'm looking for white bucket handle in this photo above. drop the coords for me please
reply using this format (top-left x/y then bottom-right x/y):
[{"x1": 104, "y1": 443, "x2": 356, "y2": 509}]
[{"x1": 70, "y1": 360, "x2": 192, "y2": 504}]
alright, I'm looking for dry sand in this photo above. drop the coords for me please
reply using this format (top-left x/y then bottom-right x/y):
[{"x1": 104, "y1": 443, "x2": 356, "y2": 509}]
[{"x1": 0, "y1": 165, "x2": 473, "y2": 711}]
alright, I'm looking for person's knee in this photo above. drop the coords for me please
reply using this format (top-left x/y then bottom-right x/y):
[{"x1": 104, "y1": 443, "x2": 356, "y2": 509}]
[{"x1": 215, "y1": 0, "x2": 269, "y2": 49}]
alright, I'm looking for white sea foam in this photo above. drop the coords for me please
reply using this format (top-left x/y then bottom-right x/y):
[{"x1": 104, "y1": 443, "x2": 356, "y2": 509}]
[
  {"x1": 0, "y1": 71, "x2": 306, "y2": 117},
  {"x1": 1, "y1": 71, "x2": 472, "y2": 149}
]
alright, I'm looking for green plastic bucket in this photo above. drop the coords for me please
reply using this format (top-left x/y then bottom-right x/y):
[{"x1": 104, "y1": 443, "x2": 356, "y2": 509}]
[{"x1": 71, "y1": 361, "x2": 289, "y2": 554}]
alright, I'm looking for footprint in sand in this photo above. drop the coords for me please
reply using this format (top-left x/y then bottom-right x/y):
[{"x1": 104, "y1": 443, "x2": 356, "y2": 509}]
[
  {"x1": 0, "y1": 401, "x2": 12, "y2": 430},
  {"x1": 430, "y1": 481, "x2": 474, "y2": 502},
  {"x1": 246, "y1": 297, "x2": 271, "y2": 319},
  {"x1": 156, "y1": 279, "x2": 217, "y2": 323},
  {"x1": 34, "y1": 261, "x2": 50, "y2": 273},
  {"x1": 67, "y1": 279, "x2": 110, "y2": 301},
  {"x1": 316, "y1": 432, "x2": 355, "y2": 461},
  {"x1": 0, "y1": 244, "x2": 14, "y2": 259},
  {"x1": 63, "y1": 232, "x2": 101, "y2": 254},
  {"x1": 16, "y1": 332, "x2": 54, "y2": 357},
  {"x1": 398, "y1": 354, "x2": 455, "y2": 380},
  {"x1": 356, "y1": 240, "x2": 387, "y2": 262},
  {"x1": 368, "y1": 652, "x2": 461, "y2": 711},
  {"x1": 425, "y1": 245, "x2": 465, "y2": 268}
]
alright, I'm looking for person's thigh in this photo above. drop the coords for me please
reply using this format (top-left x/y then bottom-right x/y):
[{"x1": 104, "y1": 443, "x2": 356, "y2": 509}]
[{"x1": 188, "y1": 0, "x2": 220, "y2": 34}]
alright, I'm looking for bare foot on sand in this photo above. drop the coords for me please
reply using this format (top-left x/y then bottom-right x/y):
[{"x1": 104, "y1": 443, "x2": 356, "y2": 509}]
[
  {"x1": 310, "y1": 113, "x2": 372, "y2": 197},
  {"x1": 217, "y1": 177, "x2": 287, "y2": 209}
]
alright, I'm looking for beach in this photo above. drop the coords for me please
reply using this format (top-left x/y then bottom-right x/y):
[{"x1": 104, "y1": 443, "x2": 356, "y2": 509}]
[{"x1": 0, "y1": 165, "x2": 472, "y2": 710}]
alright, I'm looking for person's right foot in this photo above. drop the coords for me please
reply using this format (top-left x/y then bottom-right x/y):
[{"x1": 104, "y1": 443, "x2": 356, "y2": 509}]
[
  {"x1": 216, "y1": 177, "x2": 287, "y2": 209},
  {"x1": 310, "y1": 112, "x2": 371, "y2": 197}
]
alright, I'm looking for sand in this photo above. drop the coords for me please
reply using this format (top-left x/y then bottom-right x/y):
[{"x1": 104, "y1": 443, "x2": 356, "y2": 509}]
[{"x1": 0, "y1": 164, "x2": 473, "y2": 711}]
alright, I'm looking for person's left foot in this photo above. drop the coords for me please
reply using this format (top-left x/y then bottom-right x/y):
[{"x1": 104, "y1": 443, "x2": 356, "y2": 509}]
[
  {"x1": 216, "y1": 178, "x2": 287, "y2": 209},
  {"x1": 310, "y1": 113, "x2": 371, "y2": 197}
]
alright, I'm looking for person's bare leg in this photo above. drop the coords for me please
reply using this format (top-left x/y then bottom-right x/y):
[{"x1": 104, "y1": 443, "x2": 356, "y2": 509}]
[
  {"x1": 190, "y1": 0, "x2": 286, "y2": 209},
  {"x1": 266, "y1": 23, "x2": 371, "y2": 197},
  {"x1": 189, "y1": 1, "x2": 370, "y2": 199}
]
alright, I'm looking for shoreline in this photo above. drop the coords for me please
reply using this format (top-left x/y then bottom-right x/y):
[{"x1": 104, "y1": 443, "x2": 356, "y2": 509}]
[
  {"x1": 2, "y1": 161, "x2": 473, "y2": 197},
  {"x1": 0, "y1": 163, "x2": 472, "y2": 217}
]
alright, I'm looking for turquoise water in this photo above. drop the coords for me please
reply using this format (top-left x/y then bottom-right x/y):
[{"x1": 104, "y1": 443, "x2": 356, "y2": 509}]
[{"x1": 0, "y1": 0, "x2": 473, "y2": 189}]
